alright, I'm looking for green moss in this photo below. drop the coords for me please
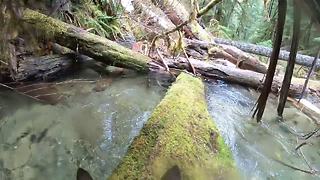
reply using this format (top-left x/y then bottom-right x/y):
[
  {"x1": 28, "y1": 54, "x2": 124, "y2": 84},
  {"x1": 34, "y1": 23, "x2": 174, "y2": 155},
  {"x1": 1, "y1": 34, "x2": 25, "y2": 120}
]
[
  {"x1": 21, "y1": 8, "x2": 150, "y2": 73},
  {"x1": 110, "y1": 73, "x2": 238, "y2": 180},
  {"x1": 22, "y1": 8, "x2": 68, "y2": 35}
]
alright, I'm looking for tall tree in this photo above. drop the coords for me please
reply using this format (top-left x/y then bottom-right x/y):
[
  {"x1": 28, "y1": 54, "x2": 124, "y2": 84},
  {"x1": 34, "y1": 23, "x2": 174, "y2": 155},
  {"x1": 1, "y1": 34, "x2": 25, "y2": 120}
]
[
  {"x1": 253, "y1": 0, "x2": 287, "y2": 122},
  {"x1": 277, "y1": 0, "x2": 301, "y2": 117}
]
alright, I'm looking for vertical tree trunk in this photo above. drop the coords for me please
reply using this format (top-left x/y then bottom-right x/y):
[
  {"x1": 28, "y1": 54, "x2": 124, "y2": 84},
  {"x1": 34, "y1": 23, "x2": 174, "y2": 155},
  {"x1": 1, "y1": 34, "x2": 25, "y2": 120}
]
[
  {"x1": 253, "y1": 0, "x2": 287, "y2": 122},
  {"x1": 277, "y1": 1, "x2": 301, "y2": 117}
]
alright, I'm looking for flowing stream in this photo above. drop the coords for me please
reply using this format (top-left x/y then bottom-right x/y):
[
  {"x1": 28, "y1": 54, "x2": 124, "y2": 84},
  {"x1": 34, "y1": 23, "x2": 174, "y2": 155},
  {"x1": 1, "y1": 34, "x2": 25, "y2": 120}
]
[
  {"x1": 1, "y1": 72, "x2": 320, "y2": 179},
  {"x1": 206, "y1": 81, "x2": 320, "y2": 180},
  {"x1": 0, "y1": 70, "x2": 166, "y2": 180}
]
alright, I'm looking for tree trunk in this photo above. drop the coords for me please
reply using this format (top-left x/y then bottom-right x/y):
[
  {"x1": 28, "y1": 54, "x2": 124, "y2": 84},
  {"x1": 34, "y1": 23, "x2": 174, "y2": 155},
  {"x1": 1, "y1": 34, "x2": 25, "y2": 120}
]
[
  {"x1": 110, "y1": 73, "x2": 238, "y2": 179},
  {"x1": 185, "y1": 38, "x2": 268, "y2": 74},
  {"x1": 213, "y1": 38, "x2": 320, "y2": 68},
  {"x1": 160, "y1": 57, "x2": 320, "y2": 97},
  {"x1": 20, "y1": 8, "x2": 151, "y2": 73}
]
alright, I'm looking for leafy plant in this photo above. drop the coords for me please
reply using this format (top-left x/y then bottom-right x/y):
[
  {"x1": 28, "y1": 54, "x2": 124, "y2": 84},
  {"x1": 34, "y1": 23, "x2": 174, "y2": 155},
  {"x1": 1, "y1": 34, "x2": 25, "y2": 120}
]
[{"x1": 66, "y1": 0, "x2": 123, "y2": 39}]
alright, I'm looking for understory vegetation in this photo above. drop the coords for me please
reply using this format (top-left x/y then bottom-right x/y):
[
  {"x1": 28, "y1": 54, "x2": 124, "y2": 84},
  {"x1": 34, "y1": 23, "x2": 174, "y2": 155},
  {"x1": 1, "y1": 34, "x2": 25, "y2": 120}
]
[{"x1": 0, "y1": 0, "x2": 123, "y2": 74}]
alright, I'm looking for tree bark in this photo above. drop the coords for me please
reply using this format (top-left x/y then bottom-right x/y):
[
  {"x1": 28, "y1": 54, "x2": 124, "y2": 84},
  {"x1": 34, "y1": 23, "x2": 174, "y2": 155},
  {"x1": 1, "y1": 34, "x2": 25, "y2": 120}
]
[
  {"x1": 20, "y1": 8, "x2": 151, "y2": 73},
  {"x1": 213, "y1": 38, "x2": 320, "y2": 68},
  {"x1": 160, "y1": 57, "x2": 320, "y2": 97},
  {"x1": 13, "y1": 54, "x2": 74, "y2": 81},
  {"x1": 185, "y1": 38, "x2": 268, "y2": 74}
]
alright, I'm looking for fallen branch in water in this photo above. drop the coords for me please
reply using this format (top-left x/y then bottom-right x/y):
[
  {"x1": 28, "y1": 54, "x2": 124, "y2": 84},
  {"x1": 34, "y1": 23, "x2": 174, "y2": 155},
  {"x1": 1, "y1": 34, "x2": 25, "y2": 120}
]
[
  {"x1": 272, "y1": 158, "x2": 317, "y2": 175},
  {"x1": 298, "y1": 48, "x2": 320, "y2": 102},
  {"x1": 0, "y1": 83, "x2": 44, "y2": 103},
  {"x1": 301, "y1": 127, "x2": 320, "y2": 140},
  {"x1": 156, "y1": 48, "x2": 170, "y2": 72}
]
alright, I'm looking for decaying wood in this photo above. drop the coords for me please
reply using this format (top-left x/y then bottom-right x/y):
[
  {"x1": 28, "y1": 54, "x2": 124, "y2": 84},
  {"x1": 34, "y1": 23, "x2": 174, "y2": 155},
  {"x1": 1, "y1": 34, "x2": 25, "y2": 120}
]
[
  {"x1": 214, "y1": 38, "x2": 320, "y2": 68},
  {"x1": 16, "y1": 8, "x2": 319, "y2": 101},
  {"x1": 13, "y1": 55, "x2": 74, "y2": 81},
  {"x1": 150, "y1": 0, "x2": 221, "y2": 50},
  {"x1": 21, "y1": 8, "x2": 150, "y2": 72},
  {"x1": 184, "y1": 38, "x2": 267, "y2": 73},
  {"x1": 161, "y1": 57, "x2": 320, "y2": 97}
]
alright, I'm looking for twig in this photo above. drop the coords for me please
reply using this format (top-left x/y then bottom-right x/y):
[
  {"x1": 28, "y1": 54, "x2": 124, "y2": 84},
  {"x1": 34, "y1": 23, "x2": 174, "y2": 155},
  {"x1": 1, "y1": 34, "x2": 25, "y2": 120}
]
[
  {"x1": 295, "y1": 141, "x2": 308, "y2": 151},
  {"x1": 197, "y1": 0, "x2": 222, "y2": 18},
  {"x1": 183, "y1": 47, "x2": 196, "y2": 75},
  {"x1": 149, "y1": 0, "x2": 222, "y2": 55},
  {"x1": 0, "y1": 59, "x2": 9, "y2": 65},
  {"x1": 298, "y1": 48, "x2": 320, "y2": 102},
  {"x1": 0, "y1": 83, "x2": 45, "y2": 103},
  {"x1": 149, "y1": 20, "x2": 190, "y2": 56},
  {"x1": 301, "y1": 127, "x2": 320, "y2": 140},
  {"x1": 156, "y1": 48, "x2": 170, "y2": 72},
  {"x1": 272, "y1": 158, "x2": 315, "y2": 175},
  {"x1": 298, "y1": 143, "x2": 316, "y2": 172}
]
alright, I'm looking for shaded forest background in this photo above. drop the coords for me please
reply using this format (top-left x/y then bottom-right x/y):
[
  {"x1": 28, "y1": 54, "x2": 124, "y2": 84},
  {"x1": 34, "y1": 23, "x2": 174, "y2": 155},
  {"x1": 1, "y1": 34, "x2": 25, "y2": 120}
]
[{"x1": 0, "y1": 0, "x2": 319, "y2": 78}]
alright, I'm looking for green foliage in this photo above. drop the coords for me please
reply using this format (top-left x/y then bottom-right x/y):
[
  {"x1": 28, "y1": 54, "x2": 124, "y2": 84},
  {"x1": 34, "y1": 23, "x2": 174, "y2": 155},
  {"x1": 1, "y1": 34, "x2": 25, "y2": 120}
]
[
  {"x1": 68, "y1": 0, "x2": 123, "y2": 39},
  {"x1": 203, "y1": 0, "x2": 319, "y2": 58},
  {"x1": 256, "y1": 39, "x2": 273, "y2": 48}
]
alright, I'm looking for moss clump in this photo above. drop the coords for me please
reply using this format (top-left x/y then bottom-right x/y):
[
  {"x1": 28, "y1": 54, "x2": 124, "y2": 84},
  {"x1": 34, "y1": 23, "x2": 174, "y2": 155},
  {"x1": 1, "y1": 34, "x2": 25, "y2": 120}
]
[{"x1": 110, "y1": 73, "x2": 239, "y2": 180}]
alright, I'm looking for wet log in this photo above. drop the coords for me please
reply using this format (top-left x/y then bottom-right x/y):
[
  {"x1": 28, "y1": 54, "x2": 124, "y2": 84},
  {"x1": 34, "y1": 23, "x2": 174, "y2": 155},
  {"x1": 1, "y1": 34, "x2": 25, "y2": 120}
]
[
  {"x1": 161, "y1": 57, "x2": 320, "y2": 97},
  {"x1": 213, "y1": 38, "x2": 320, "y2": 68},
  {"x1": 110, "y1": 73, "x2": 238, "y2": 179},
  {"x1": 13, "y1": 54, "x2": 74, "y2": 81},
  {"x1": 21, "y1": 8, "x2": 150, "y2": 73}
]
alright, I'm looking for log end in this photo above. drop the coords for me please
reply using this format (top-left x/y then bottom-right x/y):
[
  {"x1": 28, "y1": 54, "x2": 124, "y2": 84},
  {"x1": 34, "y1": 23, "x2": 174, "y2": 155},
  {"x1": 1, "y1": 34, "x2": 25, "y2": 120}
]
[{"x1": 110, "y1": 73, "x2": 239, "y2": 179}]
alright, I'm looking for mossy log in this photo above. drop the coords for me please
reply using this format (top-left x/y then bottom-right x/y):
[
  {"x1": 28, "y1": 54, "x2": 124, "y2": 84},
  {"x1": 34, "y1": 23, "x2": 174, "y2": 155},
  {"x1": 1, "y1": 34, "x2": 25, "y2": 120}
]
[
  {"x1": 20, "y1": 8, "x2": 150, "y2": 72},
  {"x1": 110, "y1": 73, "x2": 238, "y2": 180}
]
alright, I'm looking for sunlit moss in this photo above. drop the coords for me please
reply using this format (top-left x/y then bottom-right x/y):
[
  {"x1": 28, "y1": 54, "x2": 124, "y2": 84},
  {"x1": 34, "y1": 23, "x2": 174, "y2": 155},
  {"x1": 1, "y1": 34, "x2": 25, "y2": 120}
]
[{"x1": 110, "y1": 73, "x2": 238, "y2": 179}]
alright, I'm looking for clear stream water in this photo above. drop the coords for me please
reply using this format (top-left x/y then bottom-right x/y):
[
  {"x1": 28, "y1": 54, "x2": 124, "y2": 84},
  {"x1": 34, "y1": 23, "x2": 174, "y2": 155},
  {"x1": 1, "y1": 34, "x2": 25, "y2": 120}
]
[
  {"x1": 206, "y1": 81, "x2": 320, "y2": 180},
  {"x1": 0, "y1": 73, "x2": 319, "y2": 179}
]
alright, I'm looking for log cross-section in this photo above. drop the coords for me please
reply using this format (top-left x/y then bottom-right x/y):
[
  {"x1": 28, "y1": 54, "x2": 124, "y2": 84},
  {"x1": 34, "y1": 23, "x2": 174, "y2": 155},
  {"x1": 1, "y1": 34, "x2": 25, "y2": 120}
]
[{"x1": 21, "y1": 8, "x2": 150, "y2": 72}]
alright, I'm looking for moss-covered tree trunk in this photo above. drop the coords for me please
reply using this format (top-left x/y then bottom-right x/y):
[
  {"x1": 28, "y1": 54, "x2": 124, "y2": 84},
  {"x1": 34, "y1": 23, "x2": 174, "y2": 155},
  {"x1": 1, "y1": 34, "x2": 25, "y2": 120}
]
[
  {"x1": 110, "y1": 73, "x2": 238, "y2": 180},
  {"x1": 20, "y1": 8, "x2": 150, "y2": 72}
]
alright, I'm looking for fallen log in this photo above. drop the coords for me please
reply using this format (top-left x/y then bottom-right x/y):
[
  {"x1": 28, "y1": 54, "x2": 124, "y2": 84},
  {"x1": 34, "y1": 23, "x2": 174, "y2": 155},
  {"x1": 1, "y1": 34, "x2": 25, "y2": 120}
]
[
  {"x1": 110, "y1": 73, "x2": 239, "y2": 179},
  {"x1": 13, "y1": 54, "x2": 74, "y2": 81},
  {"x1": 161, "y1": 57, "x2": 320, "y2": 97},
  {"x1": 185, "y1": 39, "x2": 268, "y2": 74},
  {"x1": 18, "y1": 9, "x2": 319, "y2": 98},
  {"x1": 287, "y1": 97, "x2": 320, "y2": 124},
  {"x1": 213, "y1": 38, "x2": 320, "y2": 68},
  {"x1": 20, "y1": 8, "x2": 150, "y2": 72}
]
